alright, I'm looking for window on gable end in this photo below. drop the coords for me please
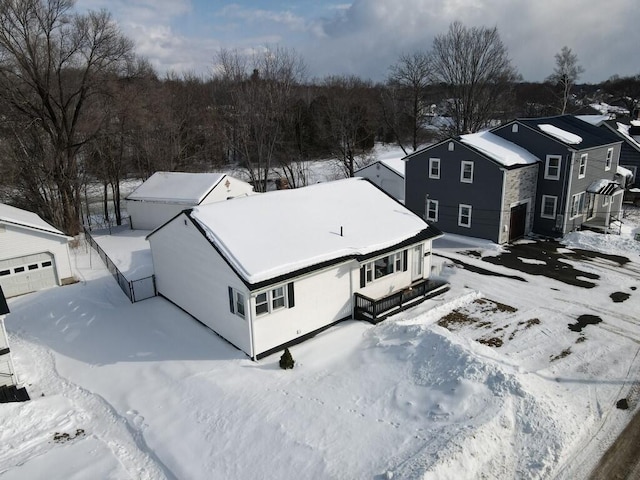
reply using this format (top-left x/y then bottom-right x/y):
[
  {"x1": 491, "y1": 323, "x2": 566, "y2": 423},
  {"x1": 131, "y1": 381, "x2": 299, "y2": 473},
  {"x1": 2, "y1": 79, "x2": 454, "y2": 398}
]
[
  {"x1": 429, "y1": 158, "x2": 440, "y2": 179},
  {"x1": 545, "y1": 155, "x2": 561, "y2": 180},
  {"x1": 460, "y1": 161, "x2": 474, "y2": 183},
  {"x1": 605, "y1": 148, "x2": 613, "y2": 171},
  {"x1": 578, "y1": 153, "x2": 587, "y2": 178}
]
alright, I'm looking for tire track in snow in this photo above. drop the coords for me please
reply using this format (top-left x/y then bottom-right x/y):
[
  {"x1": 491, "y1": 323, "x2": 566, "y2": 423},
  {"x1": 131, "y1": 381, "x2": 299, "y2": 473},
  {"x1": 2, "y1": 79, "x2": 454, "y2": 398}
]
[{"x1": 11, "y1": 336, "x2": 177, "y2": 480}]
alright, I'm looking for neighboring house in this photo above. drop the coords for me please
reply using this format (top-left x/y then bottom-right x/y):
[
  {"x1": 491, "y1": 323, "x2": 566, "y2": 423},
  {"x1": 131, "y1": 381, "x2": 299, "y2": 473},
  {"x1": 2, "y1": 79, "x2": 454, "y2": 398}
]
[
  {"x1": 0, "y1": 203, "x2": 74, "y2": 298},
  {"x1": 405, "y1": 115, "x2": 625, "y2": 243},
  {"x1": 147, "y1": 178, "x2": 445, "y2": 360},
  {"x1": 0, "y1": 286, "x2": 16, "y2": 388},
  {"x1": 404, "y1": 131, "x2": 540, "y2": 244},
  {"x1": 580, "y1": 116, "x2": 640, "y2": 189},
  {"x1": 126, "y1": 172, "x2": 254, "y2": 230},
  {"x1": 355, "y1": 157, "x2": 405, "y2": 202},
  {"x1": 493, "y1": 115, "x2": 624, "y2": 237}
]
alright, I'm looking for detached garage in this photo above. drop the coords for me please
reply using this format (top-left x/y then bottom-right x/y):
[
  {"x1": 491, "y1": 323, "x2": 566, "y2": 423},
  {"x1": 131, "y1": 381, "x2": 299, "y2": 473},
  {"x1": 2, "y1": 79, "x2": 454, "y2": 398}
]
[{"x1": 0, "y1": 203, "x2": 74, "y2": 298}]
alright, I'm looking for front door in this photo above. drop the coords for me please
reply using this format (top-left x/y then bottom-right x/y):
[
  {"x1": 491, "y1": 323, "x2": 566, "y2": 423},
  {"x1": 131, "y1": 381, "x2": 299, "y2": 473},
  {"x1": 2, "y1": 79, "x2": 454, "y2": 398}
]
[
  {"x1": 411, "y1": 244, "x2": 423, "y2": 282},
  {"x1": 509, "y1": 203, "x2": 527, "y2": 242}
]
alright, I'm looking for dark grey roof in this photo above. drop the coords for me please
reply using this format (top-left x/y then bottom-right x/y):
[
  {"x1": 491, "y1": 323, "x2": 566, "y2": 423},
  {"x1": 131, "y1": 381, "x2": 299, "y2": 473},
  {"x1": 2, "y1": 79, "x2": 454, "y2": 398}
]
[
  {"x1": 0, "y1": 286, "x2": 9, "y2": 315},
  {"x1": 516, "y1": 115, "x2": 622, "y2": 150}
]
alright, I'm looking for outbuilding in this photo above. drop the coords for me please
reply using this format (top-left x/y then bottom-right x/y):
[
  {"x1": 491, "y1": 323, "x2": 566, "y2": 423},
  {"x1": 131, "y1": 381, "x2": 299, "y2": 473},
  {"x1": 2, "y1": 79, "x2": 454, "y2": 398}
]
[
  {"x1": 0, "y1": 204, "x2": 74, "y2": 298},
  {"x1": 126, "y1": 172, "x2": 254, "y2": 230},
  {"x1": 147, "y1": 178, "x2": 445, "y2": 360},
  {"x1": 355, "y1": 158, "x2": 405, "y2": 202}
]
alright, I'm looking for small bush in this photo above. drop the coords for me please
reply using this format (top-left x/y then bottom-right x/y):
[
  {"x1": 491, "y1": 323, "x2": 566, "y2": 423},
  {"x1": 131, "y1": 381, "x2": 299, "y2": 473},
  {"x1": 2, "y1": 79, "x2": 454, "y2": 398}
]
[{"x1": 279, "y1": 348, "x2": 295, "y2": 370}]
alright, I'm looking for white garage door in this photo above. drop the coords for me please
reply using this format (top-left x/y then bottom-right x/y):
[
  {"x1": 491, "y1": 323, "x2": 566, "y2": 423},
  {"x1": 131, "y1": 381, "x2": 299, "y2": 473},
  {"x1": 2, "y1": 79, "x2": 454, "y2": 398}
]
[{"x1": 0, "y1": 252, "x2": 57, "y2": 298}]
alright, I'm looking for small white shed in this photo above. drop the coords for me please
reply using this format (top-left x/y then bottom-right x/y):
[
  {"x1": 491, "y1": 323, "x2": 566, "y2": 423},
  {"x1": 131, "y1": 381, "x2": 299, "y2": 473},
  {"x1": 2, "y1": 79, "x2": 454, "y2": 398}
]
[
  {"x1": 0, "y1": 204, "x2": 74, "y2": 298},
  {"x1": 126, "y1": 172, "x2": 254, "y2": 230},
  {"x1": 355, "y1": 158, "x2": 405, "y2": 202},
  {"x1": 148, "y1": 178, "x2": 444, "y2": 360}
]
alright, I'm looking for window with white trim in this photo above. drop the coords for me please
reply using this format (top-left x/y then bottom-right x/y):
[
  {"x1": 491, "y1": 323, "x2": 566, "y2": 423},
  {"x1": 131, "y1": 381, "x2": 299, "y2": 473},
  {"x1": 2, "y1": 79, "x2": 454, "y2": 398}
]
[
  {"x1": 460, "y1": 161, "x2": 474, "y2": 183},
  {"x1": 429, "y1": 158, "x2": 440, "y2": 179},
  {"x1": 578, "y1": 153, "x2": 587, "y2": 178},
  {"x1": 458, "y1": 204, "x2": 472, "y2": 227},
  {"x1": 426, "y1": 199, "x2": 438, "y2": 222},
  {"x1": 360, "y1": 250, "x2": 407, "y2": 286},
  {"x1": 605, "y1": 148, "x2": 613, "y2": 171},
  {"x1": 541, "y1": 195, "x2": 558, "y2": 219},
  {"x1": 254, "y1": 283, "x2": 295, "y2": 316},
  {"x1": 228, "y1": 287, "x2": 246, "y2": 319},
  {"x1": 544, "y1": 155, "x2": 561, "y2": 180},
  {"x1": 570, "y1": 192, "x2": 585, "y2": 218}
]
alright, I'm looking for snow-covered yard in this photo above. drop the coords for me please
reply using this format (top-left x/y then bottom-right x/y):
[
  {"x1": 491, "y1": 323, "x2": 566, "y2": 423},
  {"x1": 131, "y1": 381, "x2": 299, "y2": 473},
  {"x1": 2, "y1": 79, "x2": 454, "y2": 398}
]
[{"x1": 2, "y1": 207, "x2": 640, "y2": 479}]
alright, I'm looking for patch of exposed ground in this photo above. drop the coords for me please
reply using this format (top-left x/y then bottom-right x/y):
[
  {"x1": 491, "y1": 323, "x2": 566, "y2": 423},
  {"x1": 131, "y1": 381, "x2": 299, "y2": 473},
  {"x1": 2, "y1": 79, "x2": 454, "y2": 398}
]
[
  {"x1": 568, "y1": 315, "x2": 603, "y2": 332},
  {"x1": 550, "y1": 348, "x2": 572, "y2": 362},
  {"x1": 610, "y1": 292, "x2": 631, "y2": 303}
]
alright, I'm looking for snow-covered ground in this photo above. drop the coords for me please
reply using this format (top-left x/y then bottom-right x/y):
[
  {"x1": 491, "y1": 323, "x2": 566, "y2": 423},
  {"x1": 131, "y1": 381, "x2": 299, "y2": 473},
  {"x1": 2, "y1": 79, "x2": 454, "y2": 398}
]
[{"x1": 3, "y1": 209, "x2": 640, "y2": 478}]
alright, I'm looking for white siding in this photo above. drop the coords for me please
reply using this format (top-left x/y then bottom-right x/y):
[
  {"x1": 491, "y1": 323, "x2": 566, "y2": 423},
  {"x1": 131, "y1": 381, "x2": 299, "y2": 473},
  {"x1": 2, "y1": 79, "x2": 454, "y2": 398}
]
[
  {"x1": 127, "y1": 200, "x2": 188, "y2": 231},
  {"x1": 200, "y1": 176, "x2": 254, "y2": 204},
  {"x1": 355, "y1": 164, "x2": 405, "y2": 202},
  {"x1": 0, "y1": 223, "x2": 72, "y2": 297},
  {"x1": 251, "y1": 261, "x2": 354, "y2": 355},
  {"x1": 149, "y1": 214, "x2": 252, "y2": 355}
]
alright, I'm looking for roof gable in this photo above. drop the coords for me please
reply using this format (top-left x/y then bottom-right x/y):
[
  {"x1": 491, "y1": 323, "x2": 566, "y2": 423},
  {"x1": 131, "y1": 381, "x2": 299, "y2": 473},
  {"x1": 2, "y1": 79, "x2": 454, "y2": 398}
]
[
  {"x1": 183, "y1": 178, "x2": 440, "y2": 286},
  {"x1": 126, "y1": 172, "x2": 227, "y2": 204},
  {"x1": 0, "y1": 203, "x2": 66, "y2": 237}
]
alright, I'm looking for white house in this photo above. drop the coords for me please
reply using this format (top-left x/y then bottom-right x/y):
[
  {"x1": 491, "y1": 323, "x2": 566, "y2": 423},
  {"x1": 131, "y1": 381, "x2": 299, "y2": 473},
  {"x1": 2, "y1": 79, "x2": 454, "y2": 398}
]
[
  {"x1": 355, "y1": 158, "x2": 405, "y2": 202},
  {"x1": 147, "y1": 178, "x2": 444, "y2": 360},
  {"x1": 0, "y1": 203, "x2": 74, "y2": 298},
  {"x1": 126, "y1": 172, "x2": 254, "y2": 230},
  {"x1": 0, "y1": 286, "x2": 16, "y2": 388}
]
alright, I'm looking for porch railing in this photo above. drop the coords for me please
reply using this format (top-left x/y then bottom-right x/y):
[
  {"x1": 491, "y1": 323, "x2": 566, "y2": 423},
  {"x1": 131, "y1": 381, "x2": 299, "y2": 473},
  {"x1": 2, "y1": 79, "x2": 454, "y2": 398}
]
[{"x1": 354, "y1": 278, "x2": 449, "y2": 324}]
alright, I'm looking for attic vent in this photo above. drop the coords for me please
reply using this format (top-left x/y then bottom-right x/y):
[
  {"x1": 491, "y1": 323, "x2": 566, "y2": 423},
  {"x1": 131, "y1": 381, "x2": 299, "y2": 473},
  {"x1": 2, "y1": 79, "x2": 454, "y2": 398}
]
[
  {"x1": 512, "y1": 124, "x2": 519, "y2": 133},
  {"x1": 448, "y1": 142, "x2": 454, "y2": 151}
]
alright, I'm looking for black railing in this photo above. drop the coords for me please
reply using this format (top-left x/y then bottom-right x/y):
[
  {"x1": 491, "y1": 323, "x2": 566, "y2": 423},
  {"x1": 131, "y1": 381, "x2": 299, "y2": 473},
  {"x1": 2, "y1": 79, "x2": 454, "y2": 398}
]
[
  {"x1": 83, "y1": 227, "x2": 156, "y2": 303},
  {"x1": 354, "y1": 278, "x2": 449, "y2": 324}
]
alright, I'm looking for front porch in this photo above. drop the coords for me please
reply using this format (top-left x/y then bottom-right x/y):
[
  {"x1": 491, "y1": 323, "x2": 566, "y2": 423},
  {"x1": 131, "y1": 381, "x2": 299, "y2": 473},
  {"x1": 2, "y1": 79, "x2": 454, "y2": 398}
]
[
  {"x1": 581, "y1": 215, "x2": 622, "y2": 235},
  {"x1": 354, "y1": 278, "x2": 449, "y2": 324}
]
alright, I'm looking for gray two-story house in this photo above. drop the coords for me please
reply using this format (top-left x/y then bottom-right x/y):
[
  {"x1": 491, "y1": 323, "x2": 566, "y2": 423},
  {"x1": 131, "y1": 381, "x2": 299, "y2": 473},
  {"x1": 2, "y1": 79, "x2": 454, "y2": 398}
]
[
  {"x1": 493, "y1": 115, "x2": 624, "y2": 237},
  {"x1": 405, "y1": 115, "x2": 624, "y2": 243},
  {"x1": 404, "y1": 131, "x2": 540, "y2": 244}
]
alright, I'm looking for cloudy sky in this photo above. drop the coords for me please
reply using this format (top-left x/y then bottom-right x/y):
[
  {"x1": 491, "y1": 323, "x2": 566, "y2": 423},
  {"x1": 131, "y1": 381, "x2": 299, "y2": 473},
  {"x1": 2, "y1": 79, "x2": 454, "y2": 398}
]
[{"x1": 76, "y1": 0, "x2": 639, "y2": 83}]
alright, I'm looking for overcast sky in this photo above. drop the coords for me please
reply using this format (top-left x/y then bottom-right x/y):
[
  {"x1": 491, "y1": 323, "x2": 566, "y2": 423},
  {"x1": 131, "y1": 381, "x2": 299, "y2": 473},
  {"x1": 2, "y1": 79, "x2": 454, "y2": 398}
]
[{"x1": 77, "y1": 0, "x2": 640, "y2": 83}]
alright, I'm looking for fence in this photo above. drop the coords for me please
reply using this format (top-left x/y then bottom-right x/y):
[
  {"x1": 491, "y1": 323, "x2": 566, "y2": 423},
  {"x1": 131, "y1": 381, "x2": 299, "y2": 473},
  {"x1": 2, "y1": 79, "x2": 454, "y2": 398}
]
[{"x1": 83, "y1": 227, "x2": 156, "y2": 303}]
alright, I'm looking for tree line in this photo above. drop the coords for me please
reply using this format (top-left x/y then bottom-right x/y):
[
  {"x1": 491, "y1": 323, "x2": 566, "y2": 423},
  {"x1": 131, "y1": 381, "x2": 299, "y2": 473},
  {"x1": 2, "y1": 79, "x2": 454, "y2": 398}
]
[{"x1": 0, "y1": 0, "x2": 638, "y2": 235}]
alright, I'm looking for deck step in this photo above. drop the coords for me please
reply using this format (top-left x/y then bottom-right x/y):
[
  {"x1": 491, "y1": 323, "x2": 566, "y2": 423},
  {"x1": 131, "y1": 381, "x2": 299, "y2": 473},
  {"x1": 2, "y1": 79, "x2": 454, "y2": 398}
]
[{"x1": 0, "y1": 385, "x2": 30, "y2": 403}]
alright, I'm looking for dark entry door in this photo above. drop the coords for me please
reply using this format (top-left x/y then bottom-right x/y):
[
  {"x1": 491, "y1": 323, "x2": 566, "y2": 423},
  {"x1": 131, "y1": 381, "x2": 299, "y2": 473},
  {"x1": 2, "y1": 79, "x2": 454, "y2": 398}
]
[{"x1": 509, "y1": 203, "x2": 527, "y2": 241}]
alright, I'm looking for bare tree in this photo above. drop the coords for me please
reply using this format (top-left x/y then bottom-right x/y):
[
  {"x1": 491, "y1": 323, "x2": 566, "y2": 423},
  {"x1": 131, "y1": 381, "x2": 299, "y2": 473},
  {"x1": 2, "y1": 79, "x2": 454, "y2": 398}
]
[
  {"x1": 546, "y1": 46, "x2": 584, "y2": 115},
  {"x1": 431, "y1": 21, "x2": 520, "y2": 136},
  {"x1": 214, "y1": 45, "x2": 307, "y2": 191},
  {"x1": 0, "y1": 0, "x2": 135, "y2": 234},
  {"x1": 386, "y1": 51, "x2": 432, "y2": 153}
]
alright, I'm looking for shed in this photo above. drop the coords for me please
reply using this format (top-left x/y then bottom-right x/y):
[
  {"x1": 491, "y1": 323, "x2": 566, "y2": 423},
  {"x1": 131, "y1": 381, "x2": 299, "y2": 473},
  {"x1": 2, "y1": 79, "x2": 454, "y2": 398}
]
[
  {"x1": 126, "y1": 172, "x2": 254, "y2": 230},
  {"x1": 355, "y1": 157, "x2": 405, "y2": 202},
  {"x1": 147, "y1": 178, "x2": 444, "y2": 359},
  {"x1": 0, "y1": 204, "x2": 74, "y2": 298}
]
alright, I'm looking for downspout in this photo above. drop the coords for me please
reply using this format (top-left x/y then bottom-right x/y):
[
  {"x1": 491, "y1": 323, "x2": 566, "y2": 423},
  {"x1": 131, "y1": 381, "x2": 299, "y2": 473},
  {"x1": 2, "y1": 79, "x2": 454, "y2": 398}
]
[
  {"x1": 562, "y1": 151, "x2": 575, "y2": 234},
  {"x1": 498, "y1": 168, "x2": 507, "y2": 243},
  {"x1": 247, "y1": 295, "x2": 256, "y2": 361}
]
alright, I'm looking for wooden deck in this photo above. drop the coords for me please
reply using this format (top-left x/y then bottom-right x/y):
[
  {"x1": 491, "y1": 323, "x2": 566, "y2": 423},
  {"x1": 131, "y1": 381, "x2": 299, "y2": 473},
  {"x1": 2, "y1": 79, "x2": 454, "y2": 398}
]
[{"x1": 354, "y1": 278, "x2": 449, "y2": 324}]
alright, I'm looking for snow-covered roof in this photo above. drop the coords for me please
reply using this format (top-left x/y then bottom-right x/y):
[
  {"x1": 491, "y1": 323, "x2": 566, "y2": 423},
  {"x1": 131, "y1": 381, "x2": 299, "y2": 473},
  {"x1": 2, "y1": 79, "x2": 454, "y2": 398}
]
[
  {"x1": 615, "y1": 122, "x2": 640, "y2": 151},
  {"x1": 617, "y1": 165, "x2": 634, "y2": 178},
  {"x1": 187, "y1": 178, "x2": 439, "y2": 285},
  {"x1": 538, "y1": 124, "x2": 583, "y2": 145},
  {"x1": 379, "y1": 158, "x2": 405, "y2": 177},
  {"x1": 127, "y1": 172, "x2": 226, "y2": 204},
  {"x1": 587, "y1": 179, "x2": 622, "y2": 195},
  {"x1": 0, "y1": 203, "x2": 65, "y2": 236},
  {"x1": 575, "y1": 115, "x2": 610, "y2": 126},
  {"x1": 460, "y1": 131, "x2": 539, "y2": 167}
]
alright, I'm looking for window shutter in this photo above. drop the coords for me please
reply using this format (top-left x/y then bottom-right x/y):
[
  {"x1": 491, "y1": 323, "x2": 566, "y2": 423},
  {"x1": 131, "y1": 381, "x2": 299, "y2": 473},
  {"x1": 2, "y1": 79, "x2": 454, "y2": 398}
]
[
  {"x1": 287, "y1": 282, "x2": 295, "y2": 308},
  {"x1": 360, "y1": 265, "x2": 366, "y2": 288},
  {"x1": 403, "y1": 250, "x2": 408, "y2": 271},
  {"x1": 228, "y1": 287, "x2": 235, "y2": 313}
]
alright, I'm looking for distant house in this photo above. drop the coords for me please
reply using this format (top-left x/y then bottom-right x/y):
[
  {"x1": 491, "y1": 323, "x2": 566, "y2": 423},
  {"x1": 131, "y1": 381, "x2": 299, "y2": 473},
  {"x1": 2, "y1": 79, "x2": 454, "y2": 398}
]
[
  {"x1": 405, "y1": 115, "x2": 624, "y2": 242},
  {"x1": 126, "y1": 172, "x2": 254, "y2": 230},
  {"x1": 0, "y1": 204, "x2": 74, "y2": 298},
  {"x1": 405, "y1": 131, "x2": 540, "y2": 243},
  {"x1": 355, "y1": 157, "x2": 405, "y2": 202},
  {"x1": 147, "y1": 178, "x2": 445, "y2": 360}
]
